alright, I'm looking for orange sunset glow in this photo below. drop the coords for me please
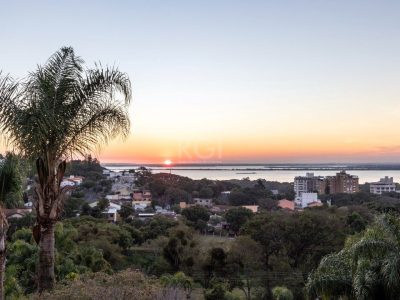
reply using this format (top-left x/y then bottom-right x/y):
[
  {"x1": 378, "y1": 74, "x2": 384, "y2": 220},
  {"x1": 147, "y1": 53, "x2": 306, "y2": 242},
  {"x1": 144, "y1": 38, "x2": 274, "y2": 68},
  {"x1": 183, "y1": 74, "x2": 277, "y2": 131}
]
[
  {"x1": 2, "y1": 1, "x2": 400, "y2": 165},
  {"x1": 98, "y1": 128, "x2": 400, "y2": 164}
]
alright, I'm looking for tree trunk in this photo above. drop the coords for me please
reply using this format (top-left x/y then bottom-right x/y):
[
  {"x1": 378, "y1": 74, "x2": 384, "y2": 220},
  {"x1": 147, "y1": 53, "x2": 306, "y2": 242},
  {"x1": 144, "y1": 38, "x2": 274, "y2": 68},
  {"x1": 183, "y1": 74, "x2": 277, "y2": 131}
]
[
  {"x1": 246, "y1": 278, "x2": 251, "y2": 300},
  {"x1": 0, "y1": 209, "x2": 8, "y2": 300},
  {"x1": 38, "y1": 223, "x2": 55, "y2": 292},
  {"x1": 0, "y1": 242, "x2": 5, "y2": 300}
]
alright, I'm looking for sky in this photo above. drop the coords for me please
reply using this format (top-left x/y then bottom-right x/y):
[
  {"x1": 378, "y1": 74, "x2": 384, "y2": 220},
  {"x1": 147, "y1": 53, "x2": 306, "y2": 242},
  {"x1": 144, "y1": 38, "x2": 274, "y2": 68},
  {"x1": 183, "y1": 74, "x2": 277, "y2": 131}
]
[{"x1": 1, "y1": 0, "x2": 400, "y2": 164}]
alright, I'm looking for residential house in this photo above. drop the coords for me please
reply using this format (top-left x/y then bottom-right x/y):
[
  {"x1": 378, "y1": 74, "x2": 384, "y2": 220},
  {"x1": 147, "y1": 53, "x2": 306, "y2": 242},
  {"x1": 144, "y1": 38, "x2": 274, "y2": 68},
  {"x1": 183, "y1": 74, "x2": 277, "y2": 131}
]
[
  {"x1": 193, "y1": 198, "x2": 213, "y2": 207},
  {"x1": 296, "y1": 192, "x2": 319, "y2": 209},
  {"x1": 3, "y1": 208, "x2": 32, "y2": 220},
  {"x1": 68, "y1": 175, "x2": 84, "y2": 185},
  {"x1": 60, "y1": 179, "x2": 75, "y2": 188},
  {"x1": 210, "y1": 205, "x2": 234, "y2": 214},
  {"x1": 271, "y1": 189, "x2": 279, "y2": 196},
  {"x1": 134, "y1": 203, "x2": 148, "y2": 212},
  {"x1": 307, "y1": 201, "x2": 323, "y2": 208},
  {"x1": 179, "y1": 202, "x2": 189, "y2": 210},
  {"x1": 103, "y1": 169, "x2": 122, "y2": 179},
  {"x1": 132, "y1": 190, "x2": 152, "y2": 207},
  {"x1": 133, "y1": 189, "x2": 152, "y2": 201},
  {"x1": 61, "y1": 175, "x2": 84, "y2": 188},
  {"x1": 277, "y1": 199, "x2": 295, "y2": 211},
  {"x1": 89, "y1": 201, "x2": 121, "y2": 222},
  {"x1": 138, "y1": 213, "x2": 155, "y2": 220},
  {"x1": 106, "y1": 194, "x2": 132, "y2": 201},
  {"x1": 241, "y1": 205, "x2": 259, "y2": 213}
]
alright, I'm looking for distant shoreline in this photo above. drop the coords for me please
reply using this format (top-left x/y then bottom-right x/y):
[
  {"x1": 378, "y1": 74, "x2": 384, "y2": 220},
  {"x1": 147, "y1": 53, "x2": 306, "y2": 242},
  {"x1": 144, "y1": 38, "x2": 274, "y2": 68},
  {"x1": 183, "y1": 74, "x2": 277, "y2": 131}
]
[{"x1": 102, "y1": 163, "x2": 400, "y2": 171}]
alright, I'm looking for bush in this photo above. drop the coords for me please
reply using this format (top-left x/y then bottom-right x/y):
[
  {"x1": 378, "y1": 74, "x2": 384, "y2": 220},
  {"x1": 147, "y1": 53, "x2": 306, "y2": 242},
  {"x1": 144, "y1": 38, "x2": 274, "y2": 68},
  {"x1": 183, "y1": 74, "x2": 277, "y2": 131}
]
[
  {"x1": 81, "y1": 180, "x2": 96, "y2": 189},
  {"x1": 272, "y1": 286, "x2": 293, "y2": 300},
  {"x1": 35, "y1": 269, "x2": 168, "y2": 300},
  {"x1": 181, "y1": 205, "x2": 210, "y2": 229},
  {"x1": 204, "y1": 281, "x2": 235, "y2": 300}
]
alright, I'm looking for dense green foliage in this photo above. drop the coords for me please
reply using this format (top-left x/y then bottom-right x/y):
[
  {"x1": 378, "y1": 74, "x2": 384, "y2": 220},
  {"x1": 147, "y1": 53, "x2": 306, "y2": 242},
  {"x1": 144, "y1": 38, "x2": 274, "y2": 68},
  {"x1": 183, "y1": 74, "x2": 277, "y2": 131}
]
[
  {"x1": 2, "y1": 165, "x2": 400, "y2": 299},
  {"x1": 225, "y1": 207, "x2": 254, "y2": 233},
  {"x1": 182, "y1": 205, "x2": 210, "y2": 231},
  {"x1": 65, "y1": 158, "x2": 112, "y2": 203},
  {"x1": 272, "y1": 286, "x2": 293, "y2": 300},
  {"x1": 37, "y1": 269, "x2": 186, "y2": 300},
  {"x1": 0, "y1": 153, "x2": 23, "y2": 208},
  {"x1": 5, "y1": 215, "x2": 179, "y2": 297},
  {"x1": 306, "y1": 214, "x2": 400, "y2": 300}
]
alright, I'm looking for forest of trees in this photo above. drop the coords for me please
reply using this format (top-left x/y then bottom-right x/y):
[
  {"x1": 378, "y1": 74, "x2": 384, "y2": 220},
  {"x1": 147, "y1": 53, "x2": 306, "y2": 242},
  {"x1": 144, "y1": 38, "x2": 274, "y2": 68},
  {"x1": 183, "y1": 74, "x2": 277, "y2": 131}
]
[{"x1": 1, "y1": 156, "x2": 400, "y2": 299}]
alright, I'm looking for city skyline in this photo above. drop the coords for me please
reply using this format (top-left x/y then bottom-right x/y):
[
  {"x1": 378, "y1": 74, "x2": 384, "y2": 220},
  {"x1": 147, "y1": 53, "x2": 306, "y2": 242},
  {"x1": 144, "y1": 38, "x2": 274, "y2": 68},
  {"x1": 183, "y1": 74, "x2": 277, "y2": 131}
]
[{"x1": 1, "y1": 1, "x2": 400, "y2": 164}]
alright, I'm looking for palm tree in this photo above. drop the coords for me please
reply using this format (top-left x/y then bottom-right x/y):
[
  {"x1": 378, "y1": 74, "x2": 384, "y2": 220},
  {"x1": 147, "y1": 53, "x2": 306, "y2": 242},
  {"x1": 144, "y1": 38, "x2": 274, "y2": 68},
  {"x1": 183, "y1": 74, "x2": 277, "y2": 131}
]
[
  {"x1": 306, "y1": 214, "x2": 400, "y2": 300},
  {"x1": 0, "y1": 153, "x2": 23, "y2": 300},
  {"x1": 0, "y1": 47, "x2": 132, "y2": 291},
  {"x1": 305, "y1": 251, "x2": 353, "y2": 299}
]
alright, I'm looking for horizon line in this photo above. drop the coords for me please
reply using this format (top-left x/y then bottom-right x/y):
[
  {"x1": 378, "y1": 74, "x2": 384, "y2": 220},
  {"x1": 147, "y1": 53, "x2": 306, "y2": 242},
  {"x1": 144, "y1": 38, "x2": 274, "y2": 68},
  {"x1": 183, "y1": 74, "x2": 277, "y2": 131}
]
[{"x1": 100, "y1": 162, "x2": 400, "y2": 166}]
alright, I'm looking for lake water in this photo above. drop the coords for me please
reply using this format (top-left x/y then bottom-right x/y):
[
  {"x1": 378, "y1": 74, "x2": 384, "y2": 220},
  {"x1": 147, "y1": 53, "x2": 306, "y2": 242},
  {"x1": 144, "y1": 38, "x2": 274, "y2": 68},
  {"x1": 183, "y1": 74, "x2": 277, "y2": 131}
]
[{"x1": 102, "y1": 164, "x2": 400, "y2": 184}]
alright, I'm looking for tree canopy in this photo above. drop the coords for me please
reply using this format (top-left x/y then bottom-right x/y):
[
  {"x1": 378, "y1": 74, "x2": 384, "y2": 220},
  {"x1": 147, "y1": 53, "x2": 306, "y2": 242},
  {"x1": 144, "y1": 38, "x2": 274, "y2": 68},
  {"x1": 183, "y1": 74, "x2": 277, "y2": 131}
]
[{"x1": 306, "y1": 214, "x2": 400, "y2": 300}]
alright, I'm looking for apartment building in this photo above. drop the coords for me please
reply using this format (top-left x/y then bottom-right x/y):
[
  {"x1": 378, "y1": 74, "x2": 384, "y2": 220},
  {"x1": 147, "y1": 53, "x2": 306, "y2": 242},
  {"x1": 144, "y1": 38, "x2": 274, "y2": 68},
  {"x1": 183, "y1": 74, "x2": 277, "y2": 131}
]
[
  {"x1": 370, "y1": 176, "x2": 396, "y2": 194},
  {"x1": 294, "y1": 173, "x2": 325, "y2": 198},
  {"x1": 325, "y1": 171, "x2": 359, "y2": 194},
  {"x1": 294, "y1": 171, "x2": 359, "y2": 196}
]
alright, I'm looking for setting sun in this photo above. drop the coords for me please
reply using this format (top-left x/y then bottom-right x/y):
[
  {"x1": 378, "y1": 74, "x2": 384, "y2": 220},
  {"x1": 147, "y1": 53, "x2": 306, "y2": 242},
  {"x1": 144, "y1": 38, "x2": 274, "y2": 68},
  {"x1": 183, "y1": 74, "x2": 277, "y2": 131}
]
[{"x1": 164, "y1": 159, "x2": 172, "y2": 166}]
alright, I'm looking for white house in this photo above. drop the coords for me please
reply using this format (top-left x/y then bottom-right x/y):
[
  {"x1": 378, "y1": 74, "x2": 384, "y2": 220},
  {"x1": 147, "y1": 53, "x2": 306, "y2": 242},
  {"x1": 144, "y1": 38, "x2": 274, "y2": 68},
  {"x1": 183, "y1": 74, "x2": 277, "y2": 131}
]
[
  {"x1": 89, "y1": 201, "x2": 121, "y2": 222},
  {"x1": 193, "y1": 198, "x2": 213, "y2": 207},
  {"x1": 109, "y1": 171, "x2": 121, "y2": 178},
  {"x1": 138, "y1": 213, "x2": 155, "y2": 220},
  {"x1": 60, "y1": 179, "x2": 75, "y2": 188},
  {"x1": 4, "y1": 208, "x2": 32, "y2": 220},
  {"x1": 24, "y1": 201, "x2": 33, "y2": 208},
  {"x1": 134, "y1": 203, "x2": 148, "y2": 211},
  {"x1": 68, "y1": 175, "x2": 84, "y2": 185},
  {"x1": 271, "y1": 189, "x2": 279, "y2": 196},
  {"x1": 106, "y1": 194, "x2": 120, "y2": 201},
  {"x1": 296, "y1": 192, "x2": 319, "y2": 208},
  {"x1": 370, "y1": 177, "x2": 396, "y2": 194},
  {"x1": 61, "y1": 175, "x2": 84, "y2": 187}
]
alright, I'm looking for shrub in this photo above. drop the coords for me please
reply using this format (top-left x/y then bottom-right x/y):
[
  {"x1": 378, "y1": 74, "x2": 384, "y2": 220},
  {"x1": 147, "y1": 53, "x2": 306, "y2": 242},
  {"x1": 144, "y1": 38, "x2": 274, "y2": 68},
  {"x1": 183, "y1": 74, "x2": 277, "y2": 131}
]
[
  {"x1": 272, "y1": 286, "x2": 293, "y2": 300},
  {"x1": 33, "y1": 269, "x2": 183, "y2": 300}
]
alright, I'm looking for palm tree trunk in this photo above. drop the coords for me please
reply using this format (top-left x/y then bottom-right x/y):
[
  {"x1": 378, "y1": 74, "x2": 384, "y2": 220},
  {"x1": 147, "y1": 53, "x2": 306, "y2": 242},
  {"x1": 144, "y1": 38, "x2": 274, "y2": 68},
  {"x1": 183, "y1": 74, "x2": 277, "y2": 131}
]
[
  {"x1": 0, "y1": 245, "x2": 5, "y2": 300},
  {"x1": 0, "y1": 209, "x2": 8, "y2": 300},
  {"x1": 38, "y1": 223, "x2": 55, "y2": 292}
]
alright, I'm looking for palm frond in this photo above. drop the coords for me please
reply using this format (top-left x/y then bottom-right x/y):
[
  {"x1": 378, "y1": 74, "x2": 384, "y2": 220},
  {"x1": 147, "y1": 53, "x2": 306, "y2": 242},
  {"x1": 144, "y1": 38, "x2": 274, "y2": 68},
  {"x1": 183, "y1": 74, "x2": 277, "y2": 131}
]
[
  {"x1": 305, "y1": 251, "x2": 353, "y2": 299},
  {"x1": 381, "y1": 253, "x2": 400, "y2": 297},
  {"x1": 353, "y1": 258, "x2": 381, "y2": 300},
  {"x1": 0, "y1": 47, "x2": 132, "y2": 162},
  {"x1": 0, "y1": 153, "x2": 23, "y2": 208},
  {"x1": 0, "y1": 73, "x2": 21, "y2": 147},
  {"x1": 351, "y1": 231, "x2": 396, "y2": 263}
]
